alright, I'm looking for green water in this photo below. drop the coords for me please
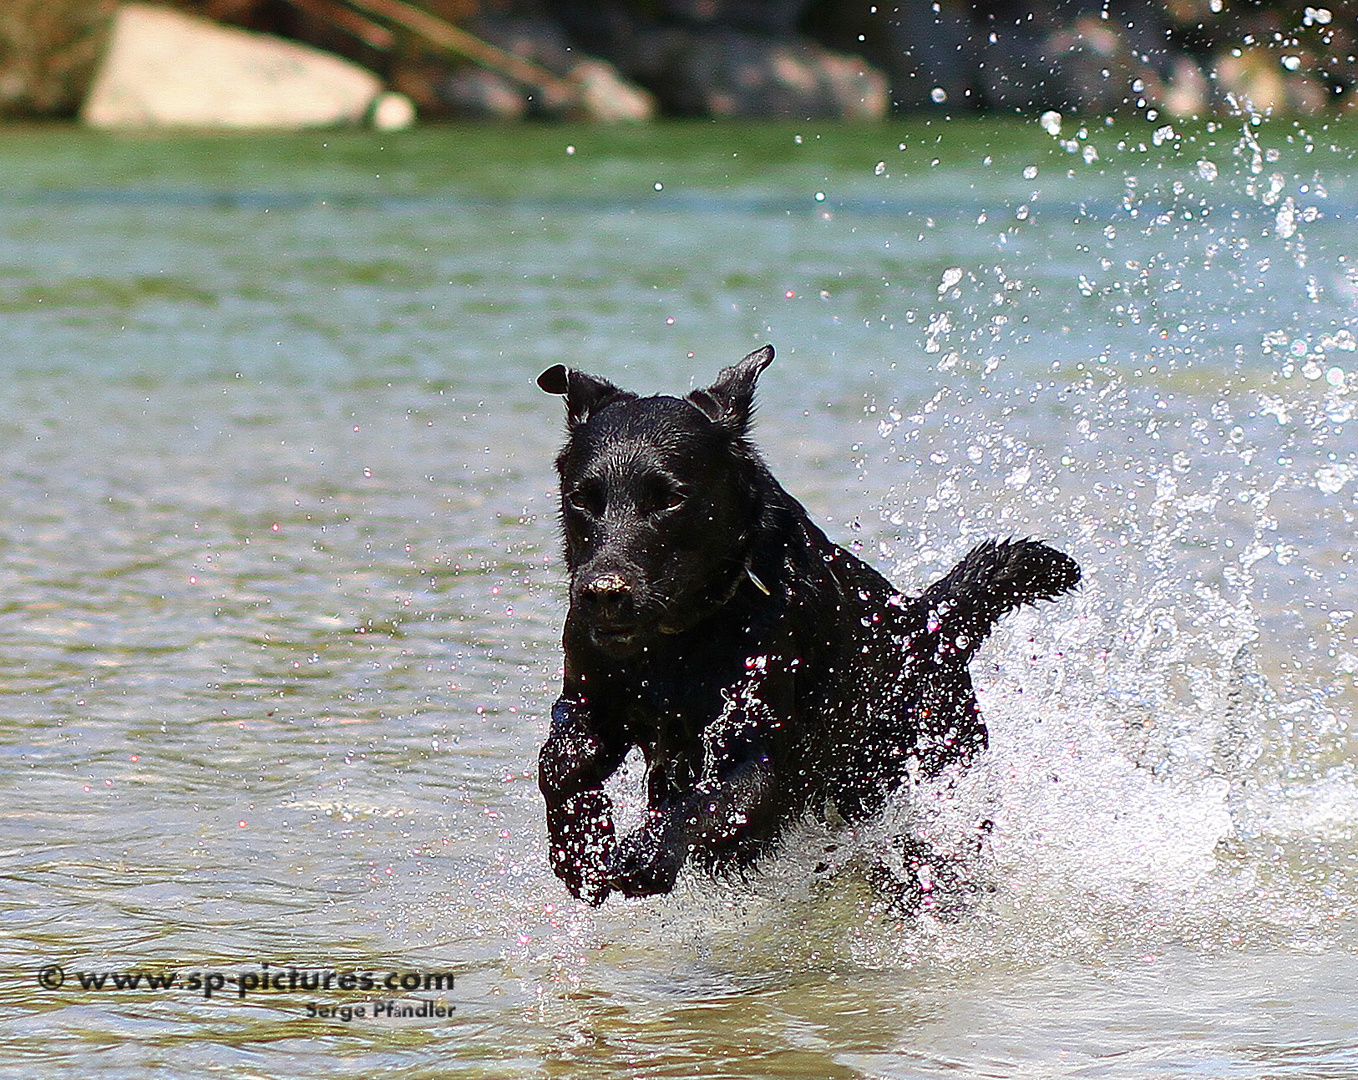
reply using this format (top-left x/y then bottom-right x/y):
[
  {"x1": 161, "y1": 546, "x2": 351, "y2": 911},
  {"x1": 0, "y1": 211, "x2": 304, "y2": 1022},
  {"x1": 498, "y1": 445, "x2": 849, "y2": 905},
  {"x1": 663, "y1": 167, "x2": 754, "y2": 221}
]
[{"x1": 0, "y1": 117, "x2": 1356, "y2": 1078}]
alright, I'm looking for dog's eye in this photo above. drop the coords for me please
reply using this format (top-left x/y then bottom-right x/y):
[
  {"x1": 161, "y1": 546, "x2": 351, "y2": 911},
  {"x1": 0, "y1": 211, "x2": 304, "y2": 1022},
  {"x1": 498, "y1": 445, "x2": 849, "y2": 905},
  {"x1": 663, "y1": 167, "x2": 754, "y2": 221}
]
[
  {"x1": 565, "y1": 484, "x2": 603, "y2": 515},
  {"x1": 644, "y1": 480, "x2": 685, "y2": 515}
]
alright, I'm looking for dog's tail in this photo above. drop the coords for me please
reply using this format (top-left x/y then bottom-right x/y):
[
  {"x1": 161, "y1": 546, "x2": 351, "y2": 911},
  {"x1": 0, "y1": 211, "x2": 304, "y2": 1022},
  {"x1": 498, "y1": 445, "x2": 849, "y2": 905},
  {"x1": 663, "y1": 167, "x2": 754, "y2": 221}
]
[{"x1": 920, "y1": 538, "x2": 1080, "y2": 652}]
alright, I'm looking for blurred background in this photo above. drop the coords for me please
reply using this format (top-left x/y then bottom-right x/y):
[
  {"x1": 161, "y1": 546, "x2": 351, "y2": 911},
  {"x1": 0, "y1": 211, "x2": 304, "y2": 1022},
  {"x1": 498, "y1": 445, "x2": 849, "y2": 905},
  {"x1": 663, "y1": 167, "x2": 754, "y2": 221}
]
[{"x1": 0, "y1": 0, "x2": 1353, "y2": 127}]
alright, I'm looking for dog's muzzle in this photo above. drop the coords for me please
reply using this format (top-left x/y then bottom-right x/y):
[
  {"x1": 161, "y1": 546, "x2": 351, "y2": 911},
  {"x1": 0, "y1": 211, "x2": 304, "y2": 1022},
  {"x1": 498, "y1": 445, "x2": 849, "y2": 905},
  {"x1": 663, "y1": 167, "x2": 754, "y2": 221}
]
[
  {"x1": 585, "y1": 573, "x2": 628, "y2": 596},
  {"x1": 576, "y1": 572, "x2": 643, "y2": 651}
]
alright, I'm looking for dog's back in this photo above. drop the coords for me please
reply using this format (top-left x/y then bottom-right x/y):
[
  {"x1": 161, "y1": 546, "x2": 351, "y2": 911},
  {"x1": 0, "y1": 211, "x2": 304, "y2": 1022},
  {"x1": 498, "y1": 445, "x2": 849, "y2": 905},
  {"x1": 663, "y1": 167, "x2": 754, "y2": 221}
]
[{"x1": 746, "y1": 496, "x2": 1078, "y2": 823}]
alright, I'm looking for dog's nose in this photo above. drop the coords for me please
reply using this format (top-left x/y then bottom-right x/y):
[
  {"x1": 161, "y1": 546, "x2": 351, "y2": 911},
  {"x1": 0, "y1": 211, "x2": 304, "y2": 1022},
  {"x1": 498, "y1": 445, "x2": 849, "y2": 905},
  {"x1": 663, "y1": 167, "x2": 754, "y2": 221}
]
[{"x1": 580, "y1": 573, "x2": 634, "y2": 622}]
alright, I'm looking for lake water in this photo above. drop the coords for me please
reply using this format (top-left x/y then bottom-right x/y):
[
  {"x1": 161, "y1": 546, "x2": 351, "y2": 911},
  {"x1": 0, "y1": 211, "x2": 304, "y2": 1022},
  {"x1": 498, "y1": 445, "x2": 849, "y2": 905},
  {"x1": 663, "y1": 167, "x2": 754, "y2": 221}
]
[{"x1": 0, "y1": 116, "x2": 1356, "y2": 1078}]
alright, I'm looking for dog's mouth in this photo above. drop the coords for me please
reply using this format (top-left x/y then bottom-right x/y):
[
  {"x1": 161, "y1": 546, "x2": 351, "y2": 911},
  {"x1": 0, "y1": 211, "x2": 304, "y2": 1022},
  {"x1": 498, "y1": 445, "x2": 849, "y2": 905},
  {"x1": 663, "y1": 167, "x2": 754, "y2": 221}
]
[{"x1": 587, "y1": 621, "x2": 645, "y2": 652}]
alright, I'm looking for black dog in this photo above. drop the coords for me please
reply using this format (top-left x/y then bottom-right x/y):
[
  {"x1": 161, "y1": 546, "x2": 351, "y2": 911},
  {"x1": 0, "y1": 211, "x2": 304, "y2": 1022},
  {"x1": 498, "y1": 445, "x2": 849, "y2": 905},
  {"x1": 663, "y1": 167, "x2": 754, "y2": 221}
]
[{"x1": 537, "y1": 345, "x2": 1079, "y2": 904}]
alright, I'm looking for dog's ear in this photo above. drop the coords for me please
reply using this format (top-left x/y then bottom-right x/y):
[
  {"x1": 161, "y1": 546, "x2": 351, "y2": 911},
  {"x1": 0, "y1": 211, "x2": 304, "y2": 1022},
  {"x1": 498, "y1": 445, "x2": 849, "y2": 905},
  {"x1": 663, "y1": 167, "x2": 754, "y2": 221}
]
[
  {"x1": 538, "y1": 365, "x2": 624, "y2": 425},
  {"x1": 688, "y1": 344, "x2": 774, "y2": 434}
]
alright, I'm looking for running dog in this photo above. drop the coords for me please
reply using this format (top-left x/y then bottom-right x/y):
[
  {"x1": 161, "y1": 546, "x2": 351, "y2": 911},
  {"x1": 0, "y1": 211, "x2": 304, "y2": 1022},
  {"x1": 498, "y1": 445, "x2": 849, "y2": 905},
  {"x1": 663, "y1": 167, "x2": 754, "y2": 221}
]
[{"x1": 537, "y1": 345, "x2": 1079, "y2": 903}]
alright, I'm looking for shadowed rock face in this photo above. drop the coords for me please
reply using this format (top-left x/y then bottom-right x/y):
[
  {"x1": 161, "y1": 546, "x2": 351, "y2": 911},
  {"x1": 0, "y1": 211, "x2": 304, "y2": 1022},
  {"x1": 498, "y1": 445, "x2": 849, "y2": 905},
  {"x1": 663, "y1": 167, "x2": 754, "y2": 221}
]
[
  {"x1": 0, "y1": 0, "x2": 117, "y2": 119},
  {"x1": 397, "y1": 13, "x2": 653, "y2": 122},
  {"x1": 553, "y1": 3, "x2": 888, "y2": 120}
]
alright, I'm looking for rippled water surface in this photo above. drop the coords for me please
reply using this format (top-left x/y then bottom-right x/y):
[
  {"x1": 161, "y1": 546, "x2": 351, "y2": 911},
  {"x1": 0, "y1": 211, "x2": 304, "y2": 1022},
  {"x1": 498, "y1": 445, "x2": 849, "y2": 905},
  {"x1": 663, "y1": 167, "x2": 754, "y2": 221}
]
[{"x1": 1, "y1": 117, "x2": 1356, "y2": 1077}]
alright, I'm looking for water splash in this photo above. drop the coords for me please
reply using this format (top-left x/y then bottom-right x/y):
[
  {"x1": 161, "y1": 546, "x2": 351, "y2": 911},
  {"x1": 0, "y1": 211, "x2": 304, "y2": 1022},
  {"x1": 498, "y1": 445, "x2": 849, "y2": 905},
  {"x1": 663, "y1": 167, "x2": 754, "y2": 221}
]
[{"x1": 565, "y1": 110, "x2": 1358, "y2": 975}]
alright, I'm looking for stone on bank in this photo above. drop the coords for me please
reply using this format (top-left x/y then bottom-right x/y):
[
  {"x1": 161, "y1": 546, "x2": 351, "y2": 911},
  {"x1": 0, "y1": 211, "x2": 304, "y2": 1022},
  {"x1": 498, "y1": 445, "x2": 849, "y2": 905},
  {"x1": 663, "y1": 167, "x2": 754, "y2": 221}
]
[{"x1": 81, "y1": 3, "x2": 411, "y2": 130}]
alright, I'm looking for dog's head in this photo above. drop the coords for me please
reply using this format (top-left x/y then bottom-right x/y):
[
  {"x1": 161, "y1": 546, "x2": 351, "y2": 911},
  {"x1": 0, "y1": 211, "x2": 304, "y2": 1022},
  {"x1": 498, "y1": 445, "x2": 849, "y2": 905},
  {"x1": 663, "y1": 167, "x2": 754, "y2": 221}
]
[{"x1": 539, "y1": 345, "x2": 775, "y2": 656}]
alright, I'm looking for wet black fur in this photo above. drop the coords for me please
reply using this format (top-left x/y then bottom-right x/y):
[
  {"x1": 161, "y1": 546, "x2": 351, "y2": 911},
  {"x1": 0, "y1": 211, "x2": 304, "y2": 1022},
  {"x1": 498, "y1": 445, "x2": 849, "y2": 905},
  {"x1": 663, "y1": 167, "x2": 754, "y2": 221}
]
[{"x1": 537, "y1": 345, "x2": 1080, "y2": 904}]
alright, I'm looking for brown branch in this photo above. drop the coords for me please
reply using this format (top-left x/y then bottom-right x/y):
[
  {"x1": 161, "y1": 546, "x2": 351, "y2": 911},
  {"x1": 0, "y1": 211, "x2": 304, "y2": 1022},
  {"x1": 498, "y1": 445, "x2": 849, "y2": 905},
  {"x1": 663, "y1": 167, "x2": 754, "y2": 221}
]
[
  {"x1": 282, "y1": 0, "x2": 395, "y2": 51},
  {"x1": 338, "y1": 0, "x2": 578, "y2": 108}
]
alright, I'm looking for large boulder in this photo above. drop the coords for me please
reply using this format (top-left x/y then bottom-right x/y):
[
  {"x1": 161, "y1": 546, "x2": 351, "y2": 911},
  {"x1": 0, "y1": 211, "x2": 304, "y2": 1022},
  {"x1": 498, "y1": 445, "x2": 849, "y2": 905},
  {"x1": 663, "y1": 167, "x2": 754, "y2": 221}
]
[
  {"x1": 554, "y1": 1, "x2": 884, "y2": 119},
  {"x1": 81, "y1": 3, "x2": 386, "y2": 129},
  {"x1": 607, "y1": 25, "x2": 886, "y2": 119}
]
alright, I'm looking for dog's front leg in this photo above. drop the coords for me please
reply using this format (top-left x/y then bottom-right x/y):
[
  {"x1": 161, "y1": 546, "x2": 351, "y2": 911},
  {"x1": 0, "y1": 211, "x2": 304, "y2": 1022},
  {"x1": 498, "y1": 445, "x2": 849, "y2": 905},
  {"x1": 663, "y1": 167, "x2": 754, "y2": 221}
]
[
  {"x1": 610, "y1": 666, "x2": 788, "y2": 897},
  {"x1": 610, "y1": 757, "x2": 775, "y2": 897},
  {"x1": 538, "y1": 695, "x2": 628, "y2": 905}
]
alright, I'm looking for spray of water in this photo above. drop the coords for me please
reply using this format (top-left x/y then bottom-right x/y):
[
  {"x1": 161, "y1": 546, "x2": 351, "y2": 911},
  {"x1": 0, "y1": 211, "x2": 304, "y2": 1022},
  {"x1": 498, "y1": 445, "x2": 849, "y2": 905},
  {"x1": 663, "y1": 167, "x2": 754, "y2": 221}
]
[{"x1": 521, "y1": 106, "x2": 1358, "y2": 980}]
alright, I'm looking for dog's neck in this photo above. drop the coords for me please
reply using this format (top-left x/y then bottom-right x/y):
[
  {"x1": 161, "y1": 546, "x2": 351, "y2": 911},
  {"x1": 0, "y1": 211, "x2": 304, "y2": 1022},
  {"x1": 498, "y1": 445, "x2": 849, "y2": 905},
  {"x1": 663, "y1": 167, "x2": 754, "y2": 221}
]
[{"x1": 658, "y1": 543, "x2": 774, "y2": 637}]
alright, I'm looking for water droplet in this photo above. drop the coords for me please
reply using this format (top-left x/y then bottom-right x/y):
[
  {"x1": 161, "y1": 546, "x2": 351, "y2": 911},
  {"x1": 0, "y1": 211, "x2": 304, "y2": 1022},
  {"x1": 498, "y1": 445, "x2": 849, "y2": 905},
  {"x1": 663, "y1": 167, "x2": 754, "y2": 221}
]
[
  {"x1": 1276, "y1": 199, "x2": 1297, "y2": 238},
  {"x1": 931, "y1": 87, "x2": 947, "y2": 103},
  {"x1": 1317, "y1": 465, "x2": 1352, "y2": 494},
  {"x1": 1040, "y1": 110, "x2": 1062, "y2": 136},
  {"x1": 874, "y1": 161, "x2": 886, "y2": 175},
  {"x1": 1196, "y1": 159, "x2": 1219, "y2": 181},
  {"x1": 1023, "y1": 165, "x2": 1038, "y2": 179}
]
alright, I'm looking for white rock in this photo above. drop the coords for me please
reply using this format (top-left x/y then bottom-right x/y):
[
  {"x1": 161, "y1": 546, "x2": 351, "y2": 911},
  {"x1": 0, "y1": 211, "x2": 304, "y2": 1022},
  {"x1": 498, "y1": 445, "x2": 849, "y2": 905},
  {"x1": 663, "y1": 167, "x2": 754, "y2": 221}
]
[
  {"x1": 370, "y1": 90, "x2": 416, "y2": 131},
  {"x1": 81, "y1": 3, "x2": 383, "y2": 130},
  {"x1": 571, "y1": 60, "x2": 654, "y2": 123}
]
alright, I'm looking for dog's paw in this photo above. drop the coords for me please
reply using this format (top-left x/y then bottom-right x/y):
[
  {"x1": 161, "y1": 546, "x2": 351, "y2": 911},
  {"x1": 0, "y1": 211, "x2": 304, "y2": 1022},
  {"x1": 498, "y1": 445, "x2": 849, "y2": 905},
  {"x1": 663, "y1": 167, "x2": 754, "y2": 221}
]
[
  {"x1": 549, "y1": 841, "x2": 613, "y2": 906},
  {"x1": 545, "y1": 789, "x2": 617, "y2": 905},
  {"x1": 609, "y1": 827, "x2": 683, "y2": 897},
  {"x1": 575, "y1": 875, "x2": 613, "y2": 907}
]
